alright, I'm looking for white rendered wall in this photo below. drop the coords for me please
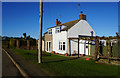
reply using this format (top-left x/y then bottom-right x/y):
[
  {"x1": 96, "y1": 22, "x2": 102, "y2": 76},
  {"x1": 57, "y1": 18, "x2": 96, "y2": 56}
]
[
  {"x1": 53, "y1": 31, "x2": 67, "y2": 54},
  {"x1": 68, "y1": 20, "x2": 96, "y2": 38},
  {"x1": 70, "y1": 40, "x2": 90, "y2": 55},
  {"x1": 68, "y1": 20, "x2": 94, "y2": 55},
  {"x1": 52, "y1": 28, "x2": 55, "y2": 34},
  {"x1": 49, "y1": 20, "x2": 95, "y2": 55},
  {"x1": 70, "y1": 39, "x2": 78, "y2": 54}
]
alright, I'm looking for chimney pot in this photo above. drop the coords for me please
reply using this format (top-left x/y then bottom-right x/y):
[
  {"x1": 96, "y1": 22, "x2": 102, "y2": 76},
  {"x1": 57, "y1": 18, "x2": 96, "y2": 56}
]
[
  {"x1": 55, "y1": 19, "x2": 61, "y2": 25},
  {"x1": 79, "y1": 11, "x2": 86, "y2": 20},
  {"x1": 55, "y1": 19, "x2": 58, "y2": 25},
  {"x1": 58, "y1": 21, "x2": 61, "y2": 25}
]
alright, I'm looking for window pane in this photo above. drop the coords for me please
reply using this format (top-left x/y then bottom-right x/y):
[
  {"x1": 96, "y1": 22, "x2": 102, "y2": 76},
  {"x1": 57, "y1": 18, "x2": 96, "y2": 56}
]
[
  {"x1": 51, "y1": 29, "x2": 52, "y2": 34},
  {"x1": 48, "y1": 29, "x2": 52, "y2": 34},
  {"x1": 60, "y1": 42, "x2": 62, "y2": 44},
  {"x1": 48, "y1": 31, "x2": 50, "y2": 34},
  {"x1": 47, "y1": 42, "x2": 48, "y2": 51},
  {"x1": 63, "y1": 45, "x2": 65, "y2": 50},
  {"x1": 61, "y1": 45, "x2": 62, "y2": 50},
  {"x1": 59, "y1": 45, "x2": 60, "y2": 50},
  {"x1": 49, "y1": 42, "x2": 51, "y2": 51},
  {"x1": 59, "y1": 42, "x2": 60, "y2": 50},
  {"x1": 86, "y1": 46, "x2": 88, "y2": 48},
  {"x1": 63, "y1": 42, "x2": 65, "y2": 44}
]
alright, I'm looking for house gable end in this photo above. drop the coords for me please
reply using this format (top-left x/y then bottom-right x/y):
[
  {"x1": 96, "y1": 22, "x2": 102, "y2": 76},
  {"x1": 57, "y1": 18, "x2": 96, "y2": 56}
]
[{"x1": 68, "y1": 20, "x2": 96, "y2": 38}]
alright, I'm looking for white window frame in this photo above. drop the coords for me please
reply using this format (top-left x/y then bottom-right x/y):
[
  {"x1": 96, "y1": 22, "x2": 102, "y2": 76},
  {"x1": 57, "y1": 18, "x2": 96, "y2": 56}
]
[
  {"x1": 46, "y1": 41, "x2": 51, "y2": 52},
  {"x1": 59, "y1": 41, "x2": 65, "y2": 51},
  {"x1": 55, "y1": 27, "x2": 61, "y2": 33},
  {"x1": 48, "y1": 29, "x2": 52, "y2": 34}
]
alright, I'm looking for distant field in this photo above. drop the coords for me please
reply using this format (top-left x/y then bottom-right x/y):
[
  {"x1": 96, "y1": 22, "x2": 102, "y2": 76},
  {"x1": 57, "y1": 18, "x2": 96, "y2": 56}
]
[{"x1": 8, "y1": 48, "x2": 119, "y2": 76}]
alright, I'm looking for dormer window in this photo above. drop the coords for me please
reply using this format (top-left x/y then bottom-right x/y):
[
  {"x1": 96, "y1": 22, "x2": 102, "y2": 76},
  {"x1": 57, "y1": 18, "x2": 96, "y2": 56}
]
[
  {"x1": 48, "y1": 29, "x2": 52, "y2": 34},
  {"x1": 55, "y1": 27, "x2": 61, "y2": 33}
]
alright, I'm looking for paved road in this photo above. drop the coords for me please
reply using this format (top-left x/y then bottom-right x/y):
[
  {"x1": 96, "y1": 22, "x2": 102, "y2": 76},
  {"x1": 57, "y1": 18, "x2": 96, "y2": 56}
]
[
  {"x1": 3, "y1": 48, "x2": 48, "y2": 77},
  {"x1": 2, "y1": 50, "x2": 23, "y2": 77}
]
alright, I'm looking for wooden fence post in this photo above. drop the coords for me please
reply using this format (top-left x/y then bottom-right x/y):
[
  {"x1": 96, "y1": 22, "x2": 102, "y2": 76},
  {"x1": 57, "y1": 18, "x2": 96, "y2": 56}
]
[
  {"x1": 94, "y1": 37, "x2": 99, "y2": 59},
  {"x1": 16, "y1": 39, "x2": 20, "y2": 48},
  {"x1": 27, "y1": 40, "x2": 30, "y2": 50},
  {"x1": 68, "y1": 39, "x2": 70, "y2": 56},
  {"x1": 106, "y1": 39, "x2": 111, "y2": 63},
  {"x1": 116, "y1": 32, "x2": 120, "y2": 58}
]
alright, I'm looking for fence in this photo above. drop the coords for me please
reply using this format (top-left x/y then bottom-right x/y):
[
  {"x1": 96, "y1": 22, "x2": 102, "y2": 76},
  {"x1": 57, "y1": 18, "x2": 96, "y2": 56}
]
[
  {"x1": 90, "y1": 41, "x2": 120, "y2": 58},
  {"x1": 10, "y1": 39, "x2": 38, "y2": 50}
]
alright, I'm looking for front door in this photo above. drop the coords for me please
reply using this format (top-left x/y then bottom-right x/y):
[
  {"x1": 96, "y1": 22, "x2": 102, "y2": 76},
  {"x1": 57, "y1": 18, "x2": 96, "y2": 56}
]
[
  {"x1": 85, "y1": 43, "x2": 88, "y2": 55},
  {"x1": 47, "y1": 41, "x2": 51, "y2": 52},
  {"x1": 80, "y1": 40, "x2": 89, "y2": 55},
  {"x1": 85, "y1": 41, "x2": 90, "y2": 55}
]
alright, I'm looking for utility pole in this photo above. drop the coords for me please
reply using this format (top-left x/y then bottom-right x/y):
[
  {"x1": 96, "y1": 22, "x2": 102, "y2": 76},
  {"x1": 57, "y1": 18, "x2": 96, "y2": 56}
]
[{"x1": 38, "y1": 0, "x2": 43, "y2": 63}]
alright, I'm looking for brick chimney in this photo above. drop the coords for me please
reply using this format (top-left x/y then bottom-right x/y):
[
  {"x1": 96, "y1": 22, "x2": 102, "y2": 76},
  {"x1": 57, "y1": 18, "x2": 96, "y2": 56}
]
[
  {"x1": 55, "y1": 19, "x2": 61, "y2": 25},
  {"x1": 58, "y1": 21, "x2": 61, "y2": 25},
  {"x1": 79, "y1": 11, "x2": 86, "y2": 20}
]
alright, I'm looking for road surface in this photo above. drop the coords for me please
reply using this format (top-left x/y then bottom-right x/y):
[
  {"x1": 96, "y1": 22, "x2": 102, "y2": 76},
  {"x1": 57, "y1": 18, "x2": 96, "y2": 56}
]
[
  {"x1": 2, "y1": 48, "x2": 48, "y2": 77},
  {"x1": 2, "y1": 50, "x2": 22, "y2": 77}
]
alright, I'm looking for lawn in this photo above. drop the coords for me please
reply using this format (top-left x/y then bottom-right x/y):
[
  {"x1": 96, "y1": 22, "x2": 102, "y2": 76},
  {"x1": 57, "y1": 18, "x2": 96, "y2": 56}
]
[{"x1": 8, "y1": 48, "x2": 119, "y2": 76}]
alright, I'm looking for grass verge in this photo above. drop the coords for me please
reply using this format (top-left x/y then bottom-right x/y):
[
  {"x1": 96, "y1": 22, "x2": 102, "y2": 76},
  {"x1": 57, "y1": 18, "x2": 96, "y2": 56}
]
[{"x1": 8, "y1": 48, "x2": 119, "y2": 76}]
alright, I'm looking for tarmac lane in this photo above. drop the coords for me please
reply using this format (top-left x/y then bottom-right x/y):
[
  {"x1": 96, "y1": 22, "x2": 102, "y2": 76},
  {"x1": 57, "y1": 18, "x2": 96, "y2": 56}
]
[
  {"x1": 2, "y1": 48, "x2": 48, "y2": 77},
  {"x1": 2, "y1": 50, "x2": 23, "y2": 77}
]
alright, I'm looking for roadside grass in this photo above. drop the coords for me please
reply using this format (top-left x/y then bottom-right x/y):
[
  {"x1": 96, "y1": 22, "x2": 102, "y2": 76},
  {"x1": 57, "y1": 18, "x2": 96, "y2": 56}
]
[{"x1": 9, "y1": 48, "x2": 119, "y2": 76}]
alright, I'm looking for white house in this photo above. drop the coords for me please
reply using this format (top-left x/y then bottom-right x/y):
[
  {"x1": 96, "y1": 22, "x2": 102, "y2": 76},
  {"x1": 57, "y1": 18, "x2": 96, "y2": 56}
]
[{"x1": 44, "y1": 11, "x2": 96, "y2": 56}]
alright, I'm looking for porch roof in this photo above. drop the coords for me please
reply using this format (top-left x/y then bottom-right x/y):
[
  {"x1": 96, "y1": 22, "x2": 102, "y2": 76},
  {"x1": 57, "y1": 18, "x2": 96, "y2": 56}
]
[{"x1": 68, "y1": 35, "x2": 120, "y2": 40}]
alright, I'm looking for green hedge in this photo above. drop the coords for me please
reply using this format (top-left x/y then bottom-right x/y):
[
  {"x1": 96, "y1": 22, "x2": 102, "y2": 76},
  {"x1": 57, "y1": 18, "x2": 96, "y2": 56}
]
[
  {"x1": 90, "y1": 45, "x2": 95, "y2": 57},
  {"x1": 112, "y1": 42, "x2": 120, "y2": 58},
  {"x1": 102, "y1": 46, "x2": 108, "y2": 57},
  {"x1": 90, "y1": 40, "x2": 120, "y2": 58}
]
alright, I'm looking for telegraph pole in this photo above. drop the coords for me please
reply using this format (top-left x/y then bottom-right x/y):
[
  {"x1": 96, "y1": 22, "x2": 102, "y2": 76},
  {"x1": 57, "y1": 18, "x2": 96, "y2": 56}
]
[{"x1": 38, "y1": 0, "x2": 43, "y2": 63}]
